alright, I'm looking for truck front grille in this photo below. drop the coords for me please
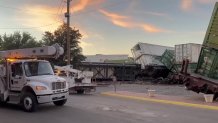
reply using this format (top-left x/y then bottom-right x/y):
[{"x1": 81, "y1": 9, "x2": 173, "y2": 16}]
[{"x1": 52, "y1": 82, "x2": 66, "y2": 90}]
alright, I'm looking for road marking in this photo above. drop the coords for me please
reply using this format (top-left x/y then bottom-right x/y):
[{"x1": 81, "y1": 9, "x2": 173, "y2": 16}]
[{"x1": 101, "y1": 92, "x2": 218, "y2": 111}]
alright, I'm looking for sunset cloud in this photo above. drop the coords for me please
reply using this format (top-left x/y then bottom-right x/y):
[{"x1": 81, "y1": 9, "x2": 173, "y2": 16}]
[
  {"x1": 99, "y1": 9, "x2": 134, "y2": 28},
  {"x1": 111, "y1": 20, "x2": 134, "y2": 28},
  {"x1": 99, "y1": 9, "x2": 166, "y2": 33},
  {"x1": 14, "y1": 5, "x2": 62, "y2": 31},
  {"x1": 72, "y1": 0, "x2": 89, "y2": 13},
  {"x1": 14, "y1": 3, "x2": 103, "y2": 51},
  {"x1": 181, "y1": 0, "x2": 193, "y2": 11},
  {"x1": 80, "y1": 41, "x2": 93, "y2": 49},
  {"x1": 100, "y1": 9, "x2": 135, "y2": 29},
  {"x1": 13, "y1": 0, "x2": 105, "y2": 31},
  {"x1": 141, "y1": 24, "x2": 163, "y2": 33},
  {"x1": 99, "y1": 9, "x2": 128, "y2": 19},
  {"x1": 142, "y1": 11, "x2": 173, "y2": 20},
  {"x1": 144, "y1": 11, "x2": 168, "y2": 17},
  {"x1": 180, "y1": 0, "x2": 216, "y2": 11},
  {"x1": 198, "y1": 0, "x2": 217, "y2": 4},
  {"x1": 72, "y1": 0, "x2": 104, "y2": 13}
]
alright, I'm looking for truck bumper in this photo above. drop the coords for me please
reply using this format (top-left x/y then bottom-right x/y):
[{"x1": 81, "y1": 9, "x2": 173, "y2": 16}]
[
  {"x1": 37, "y1": 91, "x2": 69, "y2": 104},
  {"x1": 69, "y1": 84, "x2": 96, "y2": 94},
  {"x1": 70, "y1": 83, "x2": 96, "y2": 88}
]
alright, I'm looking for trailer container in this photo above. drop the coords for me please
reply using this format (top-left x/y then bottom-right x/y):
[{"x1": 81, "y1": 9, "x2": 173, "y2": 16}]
[
  {"x1": 175, "y1": 43, "x2": 201, "y2": 63},
  {"x1": 160, "y1": 49, "x2": 197, "y2": 73}
]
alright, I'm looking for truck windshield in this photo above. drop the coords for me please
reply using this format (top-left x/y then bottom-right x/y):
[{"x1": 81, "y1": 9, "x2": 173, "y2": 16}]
[{"x1": 24, "y1": 61, "x2": 54, "y2": 77}]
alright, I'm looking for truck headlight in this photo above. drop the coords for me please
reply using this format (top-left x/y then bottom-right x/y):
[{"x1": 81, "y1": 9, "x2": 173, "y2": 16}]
[{"x1": 36, "y1": 86, "x2": 47, "y2": 90}]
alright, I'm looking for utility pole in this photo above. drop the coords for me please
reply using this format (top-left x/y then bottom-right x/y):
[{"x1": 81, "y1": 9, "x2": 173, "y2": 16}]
[{"x1": 65, "y1": 0, "x2": 71, "y2": 65}]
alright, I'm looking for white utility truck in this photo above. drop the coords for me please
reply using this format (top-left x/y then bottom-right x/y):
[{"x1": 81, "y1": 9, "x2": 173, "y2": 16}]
[
  {"x1": 0, "y1": 44, "x2": 68, "y2": 112},
  {"x1": 55, "y1": 65, "x2": 96, "y2": 94}
]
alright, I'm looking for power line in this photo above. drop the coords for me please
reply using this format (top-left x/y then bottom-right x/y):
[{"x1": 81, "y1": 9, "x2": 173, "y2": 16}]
[
  {"x1": 56, "y1": 0, "x2": 65, "y2": 22},
  {"x1": 54, "y1": 0, "x2": 65, "y2": 25},
  {"x1": 60, "y1": 1, "x2": 65, "y2": 13},
  {"x1": 56, "y1": 0, "x2": 64, "y2": 18}
]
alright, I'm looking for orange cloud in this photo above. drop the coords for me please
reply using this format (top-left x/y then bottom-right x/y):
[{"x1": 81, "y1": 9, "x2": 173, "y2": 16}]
[
  {"x1": 72, "y1": 0, "x2": 89, "y2": 13},
  {"x1": 99, "y1": 9, "x2": 166, "y2": 33},
  {"x1": 142, "y1": 11, "x2": 173, "y2": 21},
  {"x1": 111, "y1": 20, "x2": 134, "y2": 28},
  {"x1": 14, "y1": 5, "x2": 62, "y2": 31},
  {"x1": 99, "y1": 9, "x2": 128, "y2": 19},
  {"x1": 180, "y1": 0, "x2": 215, "y2": 11},
  {"x1": 198, "y1": 0, "x2": 216, "y2": 4},
  {"x1": 144, "y1": 12, "x2": 168, "y2": 17},
  {"x1": 181, "y1": 0, "x2": 193, "y2": 11},
  {"x1": 80, "y1": 40, "x2": 93, "y2": 49},
  {"x1": 141, "y1": 24, "x2": 163, "y2": 33},
  {"x1": 99, "y1": 9, "x2": 134, "y2": 28},
  {"x1": 72, "y1": 0, "x2": 104, "y2": 13}
]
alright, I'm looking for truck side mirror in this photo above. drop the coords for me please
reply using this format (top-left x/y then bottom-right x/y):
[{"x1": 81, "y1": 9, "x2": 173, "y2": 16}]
[{"x1": 12, "y1": 72, "x2": 15, "y2": 77}]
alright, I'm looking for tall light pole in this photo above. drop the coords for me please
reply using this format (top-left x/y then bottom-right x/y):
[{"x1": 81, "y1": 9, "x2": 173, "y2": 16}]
[{"x1": 65, "y1": 0, "x2": 71, "y2": 65}]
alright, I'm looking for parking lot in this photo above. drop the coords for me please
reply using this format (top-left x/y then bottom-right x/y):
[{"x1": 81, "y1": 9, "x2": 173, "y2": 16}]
[{"x1": 0, "y1": 84, "x2": 218, "y2": 123}]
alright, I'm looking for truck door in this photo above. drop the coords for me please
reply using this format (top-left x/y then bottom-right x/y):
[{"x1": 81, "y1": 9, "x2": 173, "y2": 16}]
[{"x1": 10, "y1": 63, "x2": 25, "y2": 91}]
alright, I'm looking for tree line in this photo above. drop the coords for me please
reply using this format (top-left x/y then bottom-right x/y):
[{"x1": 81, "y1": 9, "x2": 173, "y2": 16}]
[{"x1": 0, "y1": 23, "x2": 86, "y2": 66}]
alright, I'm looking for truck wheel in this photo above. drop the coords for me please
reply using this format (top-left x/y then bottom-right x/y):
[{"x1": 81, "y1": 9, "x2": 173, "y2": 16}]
[
  {"x1": 77, "y1": 90, "x2": 84, "y2": 94},
  {"x1": 21, "y1": 93, "x2": 38, "y2": 112},
  {"x1": 213, "y1": 94, "x2": 218, "y2": 101},
  {"x1": 53, "y1": 99, "x2": 67, "y2": 106},
  {"x1": 0, "y1": 101, "x2": 7, "y2": 106}
]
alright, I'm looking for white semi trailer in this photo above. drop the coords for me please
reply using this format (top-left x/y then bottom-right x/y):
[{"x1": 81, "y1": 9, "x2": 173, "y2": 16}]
[
  {"x1": 0, "y1": 44, "x2": 68, "y2": 112},
  {"x1": 54, "y1": 65, "x2": 96, "y2": 94}
]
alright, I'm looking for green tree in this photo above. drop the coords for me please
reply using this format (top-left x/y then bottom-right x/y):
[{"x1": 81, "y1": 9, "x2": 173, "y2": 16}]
[
  {"x1": 0, "y1": 35, "x2": 2, "y2": 48},
  {"x1": 0, "y1": 32, "x2": 41, "y2": 50},
  {"x1": 41, "y1": 23, "x2": 86, "y2": 66}
]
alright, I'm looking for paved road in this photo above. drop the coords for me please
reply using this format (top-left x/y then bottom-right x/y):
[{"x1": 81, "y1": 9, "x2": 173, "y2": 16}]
[{"x1": 0, "y1": 86, "x2": 217, "y2": 123}]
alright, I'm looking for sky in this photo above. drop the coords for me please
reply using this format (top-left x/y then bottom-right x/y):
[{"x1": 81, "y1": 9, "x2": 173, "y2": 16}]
[{"x1": 0, "y1": 0, "x2": 217, "y2": 56}]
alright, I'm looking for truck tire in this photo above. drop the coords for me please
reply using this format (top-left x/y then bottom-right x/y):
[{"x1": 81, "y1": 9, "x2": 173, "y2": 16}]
[
  {"x1": 21, "y1": 93, "x2": 38, "y2": 112},
  {"x1": 213, "y1": 93, "x2": 218, "y2": 101},
  {"x1": 0, "y1": 101, "x2": 7, "y2": 106},
  {"x1": 77, "y1": 90, "x2": 84, "y2": 94},
  {"x1": 53, "y1": 99, "x2": 67, "y2": 106}
]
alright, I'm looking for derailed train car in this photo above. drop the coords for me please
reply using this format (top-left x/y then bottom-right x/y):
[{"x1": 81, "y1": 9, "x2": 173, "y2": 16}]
[
  {"x1": 76, "y1": 62, "x2": 141, "y2": 82},
  {"x1": 131, "y1": 43, "x2": 173, "y2": 80},
  {"x1": 179, "y1": 3, "x2": 218, "y2": 100}
]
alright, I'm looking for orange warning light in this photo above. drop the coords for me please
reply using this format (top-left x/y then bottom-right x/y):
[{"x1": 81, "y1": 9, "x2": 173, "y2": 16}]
[{"x1": 7, "y1": 59, "x2": 17, "y2": 62}]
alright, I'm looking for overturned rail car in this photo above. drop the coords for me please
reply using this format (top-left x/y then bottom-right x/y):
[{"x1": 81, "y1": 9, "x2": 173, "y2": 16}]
[{"x1": 182, "y1": 3, "x2": 218, "y2": 99}]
